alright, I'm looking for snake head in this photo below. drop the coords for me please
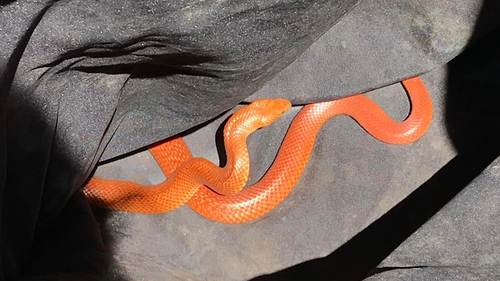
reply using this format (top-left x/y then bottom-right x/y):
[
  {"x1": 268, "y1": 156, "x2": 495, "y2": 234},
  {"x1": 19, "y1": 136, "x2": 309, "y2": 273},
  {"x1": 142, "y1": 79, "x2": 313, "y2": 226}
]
[
  {"x1": 250, "y1": 99, "x2": 292, "y2": 128},
  {"x1": 225, "y1": 99, "x2": 291, "y2": 138}
]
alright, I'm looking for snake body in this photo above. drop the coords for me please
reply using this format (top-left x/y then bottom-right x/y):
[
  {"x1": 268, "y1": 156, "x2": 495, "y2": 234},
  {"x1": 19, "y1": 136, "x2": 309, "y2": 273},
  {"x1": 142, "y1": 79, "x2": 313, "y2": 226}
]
[
  {"x1": 84, "y1": 77, "x2": 433, "y2": 223},
  {"x1": 84, "y1": 99, "x2": 291, "y2": 213}
]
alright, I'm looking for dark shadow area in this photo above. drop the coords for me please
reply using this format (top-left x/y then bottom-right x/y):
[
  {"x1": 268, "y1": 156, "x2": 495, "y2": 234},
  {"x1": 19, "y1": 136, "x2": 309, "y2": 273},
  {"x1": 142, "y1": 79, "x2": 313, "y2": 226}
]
[
  {"x1": 0, "y1": 4, "x2": 125, "y2": 280},
  {"x1": 252, "y1": 0, "x2": 500, "y2": 280},
  {"x1": 215, "y1": 116, "x2": 230, "y2": 167},
  {"x1": 0, "y1": 87, "x2": 119, "y2": 281},
  {"x1": 0, "y1": 0, "x2": 18, "y2": 7},
  {"x1": 23, "y1": 191, "x2": 112, "y2": 280},
  {"x1": 71, "y1": 58, "x2": 219, "y2": 78},
  {"x1": 1, "y1": 3, "x2": 112, "y2": 280}
]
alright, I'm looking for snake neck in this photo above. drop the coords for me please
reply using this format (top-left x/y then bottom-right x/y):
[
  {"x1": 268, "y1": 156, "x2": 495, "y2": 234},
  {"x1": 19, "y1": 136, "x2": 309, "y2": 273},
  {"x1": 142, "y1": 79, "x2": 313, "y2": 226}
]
[
  {"x1": 216, "y1": 108, "x2": 265, "y2": 193},
  {"x1": 222, "y1": 117, "x2": 253, "y2": 171}
]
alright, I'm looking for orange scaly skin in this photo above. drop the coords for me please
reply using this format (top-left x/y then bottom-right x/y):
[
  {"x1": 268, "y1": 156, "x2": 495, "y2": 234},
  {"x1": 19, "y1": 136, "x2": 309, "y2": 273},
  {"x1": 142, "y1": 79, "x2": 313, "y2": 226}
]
[
  {"x1": 84, "y1": 99, "x2": 292, "y2": 213},
  {"x1": 84, "y1": 77, "x2": 433, "y2": 223}
]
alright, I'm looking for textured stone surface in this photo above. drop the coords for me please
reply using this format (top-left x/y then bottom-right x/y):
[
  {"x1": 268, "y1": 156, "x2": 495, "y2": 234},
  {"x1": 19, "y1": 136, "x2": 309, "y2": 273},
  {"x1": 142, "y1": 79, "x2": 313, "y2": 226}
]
[{"x1": 366, "y1": 267, "x2": 500, "y2": 281}]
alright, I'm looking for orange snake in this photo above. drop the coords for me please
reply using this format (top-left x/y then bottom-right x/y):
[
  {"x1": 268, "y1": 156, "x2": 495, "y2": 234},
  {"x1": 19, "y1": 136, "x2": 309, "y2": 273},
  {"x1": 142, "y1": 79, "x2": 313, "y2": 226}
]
[{"x1": 84, "y1": 77, "x2": 433, "y2": 223}]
